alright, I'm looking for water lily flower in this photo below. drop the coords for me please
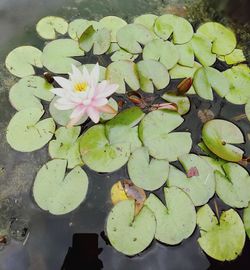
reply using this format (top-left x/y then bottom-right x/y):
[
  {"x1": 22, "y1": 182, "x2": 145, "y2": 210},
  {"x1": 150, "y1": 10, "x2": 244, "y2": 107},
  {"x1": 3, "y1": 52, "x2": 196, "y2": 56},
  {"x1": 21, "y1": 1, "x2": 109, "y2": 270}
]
[{"x1": 51, "y1": 63, "x2": 118, "y2": 125}]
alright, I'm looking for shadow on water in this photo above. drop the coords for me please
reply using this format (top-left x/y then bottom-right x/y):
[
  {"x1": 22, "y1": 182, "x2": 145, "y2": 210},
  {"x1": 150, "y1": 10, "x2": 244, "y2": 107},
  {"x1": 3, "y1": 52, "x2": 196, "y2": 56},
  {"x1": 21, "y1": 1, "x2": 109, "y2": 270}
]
[{"x1": 0, "y1": 0, "x2": 249, "y2": 270}]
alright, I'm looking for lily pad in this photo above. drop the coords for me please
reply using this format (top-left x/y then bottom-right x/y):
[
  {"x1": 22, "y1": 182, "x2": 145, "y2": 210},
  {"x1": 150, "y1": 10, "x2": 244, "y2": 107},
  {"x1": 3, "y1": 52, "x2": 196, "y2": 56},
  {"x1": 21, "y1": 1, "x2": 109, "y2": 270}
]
[
  {"x1": 79, "y1": 25, "x2": 111, "y2": 55},
  {"x1": 5, "y1": 46, "x2": 43, "y2": 78},
  {"x1": 197, "y1": 204, "x2": 245, "y2": 261},
  {"x1": 193, "y1": 67, "x2": 229, "y2": 100},
  {"x1": 133, "y1": 14, "x2": 158, "y2": 38},
  {"x1": 49, "y1": 97, "x2": 88, "y2": 126},
  {"x1": 68, "y1": 19, "x2": 92, "y2": 40},
  {"x1": 128, "y1": 147, "x2": 169, "y2": 191},
  {"x1": 167, "y1": 154, "x2": 215, "y2": 206},
  {"x1": 162, "y1": 92, "x2": 190, "y2": 115},
  {"x1": 80, "y1": 125, "x2": 130, "y2": 172},
  {"x1": 224, "y1": 64, "x2": 250, "y2": 105},
  {"x1": 145, "y1": 187, "x2": 196, "y2": 245},
  {"x1": 136, "y1": 60, "x2": 170, "y2": 93},
  {"x1": 224, "y1": 49, "x2": 246, "y2": 65},
  {"x1": 139, "y1": 110, "x2": 192, "y2": 161},
  {"x1": 99, "y1": 16, "x2": 127, "y2": 42},
  {"x1": 169, "y1": 62, "x2": 201, "y2": 79},
  {"x1": 49, "y1": 126, "x2": 83, "y2": 169},
  {"x1": 243, "y1": 203, "x2": 250, "y2": 239},
  {"x1": 6, "y1": 108, "x2": 55, "y2": 152},
  {"x1": 42, "y1": 39, "x2": 84, "y2": 74},
  {"x1": 201, "y1": 156, "x2": 226, "y2": 175},
  {"x1": 106, "y1": 200, "x2": 156, "y2": 256},
  {"x1": 105, "y1": 107, "x2": 144, "y2": 152},
  {"x1": 197, "y1": 22, "x2": 236, "y2": 55},
  {"x1": 215, "y1": 163, "x2": 250, "y2": 208},
  {"x1": 33, "y1": 159, "x2": 88, "y2": 215},
  {"x1": 110, "y1": 49, "x2": 139, "y2": 62},
  {"x1": 154, "y1": 14, "x2": 193, "y2": 44},
  {"x1": 143, "y1": 39, "x2": 179, "y2": 70},
  {"x1": 202, "y1": 119, "x2": 244, "y2": 162},
  {"x1": 175, "y1": 43, "x2": 194, "y2": 67},
  {"x1": 106, "y1": 60, "x2": 140, "y2": 94},
  {"x1": 9, "y1": 76, "x2": 54, "y2": 111},
  {"x1": 36, "y1": 16, "x2": 68, "y2": 39},
  {"x1": 117, "y1": 24, "x2": 153, "y2": 54},
  {"x1": 245, "y1": 100, "x2": 250, "y2": 122}
]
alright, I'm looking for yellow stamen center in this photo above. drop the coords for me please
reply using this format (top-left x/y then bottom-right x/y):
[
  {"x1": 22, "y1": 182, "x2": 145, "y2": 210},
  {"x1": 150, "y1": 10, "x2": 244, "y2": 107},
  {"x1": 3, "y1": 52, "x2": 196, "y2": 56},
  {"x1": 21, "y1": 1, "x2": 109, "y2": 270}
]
[{"x1": 74, "y1": 81, "x2": 88, "y2": 92}]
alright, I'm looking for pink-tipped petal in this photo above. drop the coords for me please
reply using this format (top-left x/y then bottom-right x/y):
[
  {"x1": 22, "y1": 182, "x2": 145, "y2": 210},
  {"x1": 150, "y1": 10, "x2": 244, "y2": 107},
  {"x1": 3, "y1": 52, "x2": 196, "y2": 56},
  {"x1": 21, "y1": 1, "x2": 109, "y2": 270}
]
[
  {"x1": 54, "y1": 76, "x2": 72, "y2": 90},
  {"x1": 70, "y1": 105, "x2": 86, "y2": 119},
  {"x1": 87, "y1": 106, "x2": 100, "y2": 123},
  {"x1": 92, "y1": 98, "x2": 108, "y2": 107},
  {"x1": 99, "y1": 104, "x2": 117, "y2": 114}
]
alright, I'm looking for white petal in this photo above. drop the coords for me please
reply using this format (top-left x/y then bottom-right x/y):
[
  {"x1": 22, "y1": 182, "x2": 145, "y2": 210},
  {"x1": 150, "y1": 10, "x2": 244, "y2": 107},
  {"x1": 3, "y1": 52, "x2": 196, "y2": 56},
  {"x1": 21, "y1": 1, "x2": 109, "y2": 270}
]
[
  {"x1": 51, "y1": 88, "x2": 68, "y2": 98},
  {"x1": 90, "y1": 63, "x2": 100, "y2": 87},
  {"x1": 96, "y1": 81, "x2": 118, "y2": 98},
  {"x1": 87, "y1": 106, "x2": 100, "y2": 123},
  {"x1": 54, "y1": 98, "x2": 76, "y2": 110},
  {"x1": 92, "y1": 98, "x2": 108, "y2": 107},
  {"x1": 82, "y1": 66, "x2": 91, "y2": 83},
  {"x1": 54, "y1": 77, "x2": 72, "y2": 90},
  {"x1": 70, "y1": 105, "x2": 86, "y2": 119}
]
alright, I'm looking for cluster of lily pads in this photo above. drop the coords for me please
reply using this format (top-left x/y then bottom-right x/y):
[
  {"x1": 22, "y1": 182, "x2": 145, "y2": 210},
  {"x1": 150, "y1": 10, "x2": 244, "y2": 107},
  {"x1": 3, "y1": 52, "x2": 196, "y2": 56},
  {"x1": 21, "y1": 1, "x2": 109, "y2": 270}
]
[{"x1": 4, "y1": 14, "x2": 250, "y2": 262}]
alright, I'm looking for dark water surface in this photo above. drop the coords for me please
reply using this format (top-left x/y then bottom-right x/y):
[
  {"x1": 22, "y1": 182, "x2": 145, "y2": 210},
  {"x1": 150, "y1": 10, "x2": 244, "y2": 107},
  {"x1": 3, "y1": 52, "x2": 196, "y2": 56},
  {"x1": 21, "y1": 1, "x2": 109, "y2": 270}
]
[{"x1": 0, "y1": 0, "x2": 249, "y2": 269}]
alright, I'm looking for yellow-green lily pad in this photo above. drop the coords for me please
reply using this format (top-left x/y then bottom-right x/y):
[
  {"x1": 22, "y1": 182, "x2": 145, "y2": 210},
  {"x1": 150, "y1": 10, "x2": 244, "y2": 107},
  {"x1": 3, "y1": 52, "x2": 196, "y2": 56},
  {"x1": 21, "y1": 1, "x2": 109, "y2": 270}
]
[
  {"x1": 224, "y1": 49, "x2": 246, "y2": 65},
  {"x1": 169, "y1": 62, "x2": 201, "y2": 79},
  {"x1": 133, "y1": 14, "x2": 158, "y2": 38},
  {"x1": 245, "y1": 100, "x2": 250, "y2": 122},
  {"x1": 162, "y1": 92, "x2": 190, "y2": 115},
  {"x1": 243, "y1": 203, "x2": 250, "y2": 239},
  {"x1": 68, "y1": 19, "x2": 92, "y2": 40}
]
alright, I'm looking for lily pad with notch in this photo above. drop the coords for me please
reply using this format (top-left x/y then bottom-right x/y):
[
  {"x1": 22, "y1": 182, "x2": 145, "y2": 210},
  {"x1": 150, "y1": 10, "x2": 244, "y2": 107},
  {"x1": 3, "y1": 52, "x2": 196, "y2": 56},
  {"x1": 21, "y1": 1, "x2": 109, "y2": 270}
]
[
  {"x1": 33, "y1": 159, "x2": 88, "y2": 215},
  {"x1": 133, "y1": 14, "x2": 158, "y2": 38},
  {"x1": 68, "y1": 19, "x2": 93, "y2": 40},
  {"x1": 162, "y1": 92, "x2": 190, "y2": 115}
]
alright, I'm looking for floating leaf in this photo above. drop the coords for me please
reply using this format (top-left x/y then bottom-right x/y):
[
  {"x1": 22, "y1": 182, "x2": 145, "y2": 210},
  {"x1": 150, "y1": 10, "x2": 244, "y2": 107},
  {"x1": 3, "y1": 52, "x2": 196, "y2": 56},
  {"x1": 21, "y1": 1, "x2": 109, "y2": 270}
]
[
  {"x1": 68, "y1": 19, "x2": 93, "y2": 40},
  {"x1": 145, "y1": 187, "x2": 196, "y2": 245},
  {"x1": 245, "y1": 100, "x2": 250, "y2": 122},
  {"x1": 6, "y1": 108, "x2": 55, "y2": 152},
  {"x1": 9, "y1": 76, "x2": 54, "y2": 111},
  {"x1": 79, "y1": 25, "x2": 111, "y2": 55},
  {"x1": 5, "y1": 46, "x2": 43, "y2": 78},
  {"x1": 243, "y1": 203, "x2": 250, "y2": 239},
  {"x1": 224, "y1": 64, "x2": 250, "y2": 105},
  {"x1": 154, "y1": 14, "x2": 193, "y2": 44},
  {"x1": 42, "y1": 39, "x2": 84, "y2": 74},
  {"x1": 136, "y1": 60, "x2": 170, "y2": 93},
  {"x1": 197, "y1": 204, "x2": 245, "y2": 261},
  {"x1": 99, "y1": 16, "x2": 127, "y2": 42},
  {"x1": 106, "y1": 60, "x2": 140, "y2": 94},
  {"x1": 105, "y1": 107, "x2": 144, "y2": 152},
  {"x1": 175, "y1": 43, "x2": 194, "y2": 67},
  {"x1": 106, "y1": 200, "x2": 156, "y2": 256},
  {"x1": 167, "y1": 154, "x2": 215, "y2": 206},
  {"x1": 139, "y1": 110, "x2": 192, "y2": 161},
  {"x1": 197, "y1": 22, "x2": 236, "y2": 55},
  {"x1": 133, "y1": 14, "x2": 158, "y2": 38},
  {"x1": 33, "y1": 159, "x2": 88, "y2": 215},
  {"x1": 36, "y1": 16, "x2": 68, "y2": 39},
  {"x1": 143, "y1": 39, "x2": 179, "y2": 70},
  {"x1": 117, "y1": 24, "x2": 153, "y2": 54},
  {"x1": 110, "y1": 45, "x2": 138, "y2": 62},
  {"x1": 48, "y1": 126, "x2": 83, "y2": 169},
  {"x1": 215, "y1": 163, "x2": 250, "y2": 208},
  {"x1": 80, "y1": 125, "x2": 130, "y2": 172},
  {"x1": 162, "y1": 92, "x2": 190, "y2": 115},
  {"x1": 169, "y1": 62, "x2": 201, "y2": 79},
  {"x1": 224, "y1": 49, "x2": 246, "y2": 65},
  {"x1": 128, "y1": 147, "x2": 169, "y2": 191},
  {"x1": 193, "y1": 67, "x2": 229, "y2": 100},
  {"x1": 202, "y1": 119, "x2": 244, "y2": 162},
  {"x1": 201, "y1": 156, "x2": 226, "y2": 175}
]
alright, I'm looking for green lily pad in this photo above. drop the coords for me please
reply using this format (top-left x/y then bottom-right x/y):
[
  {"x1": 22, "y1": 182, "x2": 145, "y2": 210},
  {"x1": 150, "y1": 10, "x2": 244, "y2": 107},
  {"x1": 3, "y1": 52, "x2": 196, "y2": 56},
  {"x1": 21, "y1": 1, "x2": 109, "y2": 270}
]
[
  {"x1": 245, "y1": 100, "x2": 250, "y2": 122},
  {"x1": 33, "y1": 159, "x2": 88, "y2": 215},
  {"x1": 128, "y1": 147, "x2": 169, "y2": 191},
  {"x1": 169, "y1": 62, "x2": 201, "y2": 79},
  {"x1": 99, "y1": 16, "x2": 127, "y2": 42},
  {"x1": 154, "y1": 14, "x2": 193, "y2": 44},
  {"x1": 105, "y1": 107, "x2": 144, "y2": 152},
  {"x1": 224, "y1": 64, "x2": 250, "y2": 105},
  {"x1": 117, "y1": 24, "x2": 153, "y2": 54},
  {"x1": 49, "y1": 97, "x2": 88, "y2": 126},
  {"x1": 9, "y1": 76, "x2": 54, "y2": 111},
  {"x1": 215, "y1": 163, "x2": 250, "y2": 208},
  {"x1": 224, "y1": 49, "x2": 246, "y2": 65},
  {"x1": 110, "y1": 49, "x2": 139, "y2": 62},
  {"x1": 202, "y1": 119, "x2": 244, "y2": 162},
  {"x1": 243, "y1": 203, "x2": 250, "y2": 239},
  {"x1": 106, "y1": 200, "x2": 156, "y2": 256},
  {"x1": 197, "y1": 204, "x2": 245, "y2": 261},
  {"x1": 133, "y1": 14, "x2": 158, "y2": 38},
  {"x1": 162, "y1": 92, "x2": 190, "y2": 115},
  {"x1": 145, "y1": 187, "x2": 196, "y2": 245},
  {"x1": 68, "y1": 19, "x2": 92, "y2": 40},
  {"x1": 80, "y1": 125, "x2": 130, "y2": 172},
  {"x1": 198, "y1": 141, "x2": 219, "y2": 159},
  {"x1": 100, "y1": 98, "x2": 118, "y2": 121},
  {"x1": 6, "y1": 108, "x2": 55, "y2": 152},
  {"x1": 79, "y1": 25, "x2": 111, "y2": 55},
  {"x1": 143, "y1": 39, "x2": 179, "y2": 70},
  {"x1": 49, "y1": 126, "x2": 83, "y2": 169},
  {"x1": 106, "y1": 60, "x2": 140, "y2": 94},
  {"x1": 167, "y1": 154, "x2": 215, "y2": 206},
  {"x1": 139, "y1": 110, "x2": 192, "y2": 161},
  {"x1": 193, "y1": 67, "x2": 229, "y2": 100},
  {"x1": 42, "y1": 39, "x2": 84, "y2": 74},
  {"x1": 200, "y1": 156, "x2": 226, "y2": 175},
  {"x1": 175, "y1": 43, "x2": 194, "y2": 67},
  {"x1": 136, "y1": 60, "x2": 170, "y2": 93},
  {"x1": 197, "y1": 22, "x2": 236, "y2": 55},
  {"x1": 36, "y1": 16, "x2": 68, "y2": 39},
  {"x1": 5, "y1": 46, "x2": 43, "y2": 78}
]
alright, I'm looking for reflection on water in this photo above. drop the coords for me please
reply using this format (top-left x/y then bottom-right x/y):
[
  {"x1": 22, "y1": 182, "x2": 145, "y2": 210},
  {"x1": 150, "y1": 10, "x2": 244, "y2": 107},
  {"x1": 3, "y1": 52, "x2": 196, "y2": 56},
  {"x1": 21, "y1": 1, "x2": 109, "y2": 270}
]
[{"x1": 0, "y1": 0, "x2": 249, "y2": 270}]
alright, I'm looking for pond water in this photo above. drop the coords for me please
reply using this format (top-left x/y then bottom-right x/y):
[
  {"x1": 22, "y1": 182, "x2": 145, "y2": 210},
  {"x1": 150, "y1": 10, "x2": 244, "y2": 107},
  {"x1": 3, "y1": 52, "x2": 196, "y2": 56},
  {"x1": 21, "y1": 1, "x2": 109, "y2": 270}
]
[{"x1": 0, "y1": 0, "x2": 249, "y2": 269}]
